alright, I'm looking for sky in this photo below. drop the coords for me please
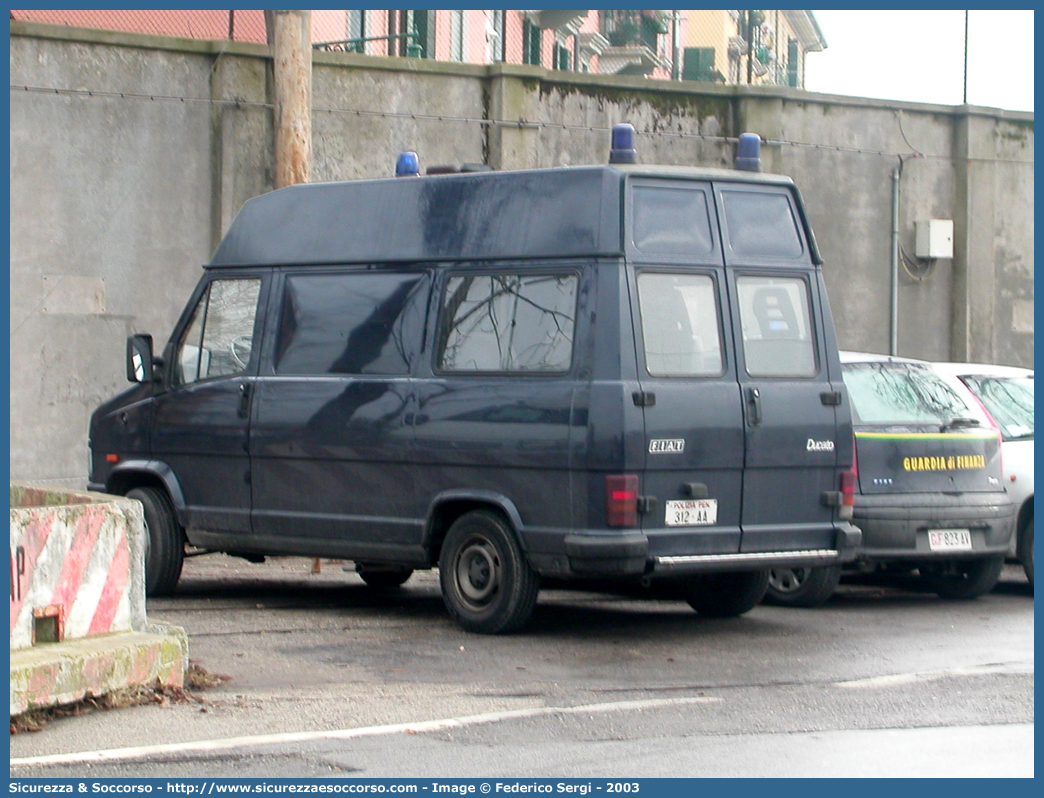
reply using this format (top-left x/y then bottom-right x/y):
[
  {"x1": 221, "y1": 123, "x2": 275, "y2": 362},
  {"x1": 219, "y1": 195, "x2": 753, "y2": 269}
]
[{"x1": 803, "y1": 10, "x2": 1034, "y2": 113}]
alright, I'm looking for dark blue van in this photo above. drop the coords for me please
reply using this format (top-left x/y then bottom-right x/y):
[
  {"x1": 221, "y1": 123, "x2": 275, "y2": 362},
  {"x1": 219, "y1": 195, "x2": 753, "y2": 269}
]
[{"x1": 89, "y1": 129, "x2": 860, "y2": 633}]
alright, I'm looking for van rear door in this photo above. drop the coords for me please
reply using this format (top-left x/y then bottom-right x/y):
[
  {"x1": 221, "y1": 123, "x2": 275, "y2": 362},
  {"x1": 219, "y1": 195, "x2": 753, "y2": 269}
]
[
  {"x1": 632, "y1": 268, "x2": 744, "y2": 555},
  {"x1": 626, "y1": 179, "x2": 743, "y2": 556},
  {"x1": 717, "y1": 183, "x2": 844, "y2": 553},
  {"x1": 627, "y1": 178, "x2": 846, "y2": 558}
]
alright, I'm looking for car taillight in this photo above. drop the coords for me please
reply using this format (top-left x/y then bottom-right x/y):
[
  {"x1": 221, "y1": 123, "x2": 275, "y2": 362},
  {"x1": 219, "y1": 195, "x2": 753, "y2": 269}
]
[{"x1": 606, "y1": 474, "x2": 639, "y2": 528}]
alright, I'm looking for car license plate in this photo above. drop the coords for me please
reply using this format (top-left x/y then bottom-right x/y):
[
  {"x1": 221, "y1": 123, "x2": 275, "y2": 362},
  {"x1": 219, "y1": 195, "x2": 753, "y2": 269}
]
[
  {"x1": 666, "y1": 499, "x2": 717, "y2": 527},
  {"x1": 927, "y1": 529, "x2": 972, "y2": 551}
]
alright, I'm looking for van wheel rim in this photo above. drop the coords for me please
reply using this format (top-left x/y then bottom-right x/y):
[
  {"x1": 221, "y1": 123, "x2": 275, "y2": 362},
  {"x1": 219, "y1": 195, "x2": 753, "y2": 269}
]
[
  {"x1": 769, "y1": 568, "x2": 809, "y2": 593},
  {"x1": 456, "y1": 538, "x2": 500, "y2": 606}
]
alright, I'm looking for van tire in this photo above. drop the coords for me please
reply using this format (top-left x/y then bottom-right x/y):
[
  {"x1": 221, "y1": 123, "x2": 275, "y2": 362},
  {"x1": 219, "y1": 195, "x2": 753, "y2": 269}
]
[
  {"x1": 127, "y1": 487, "x2": 185, "y2": 597},
  {"x1": 439, "y1": 510, "x2": 540, "y2": 634},
  {"x1": 920, "y1": 555, "x2": 1004, "y2": 600},
  {"x1": 357, "y1": 565, "x2": 414, "y2": 589},
  {"x1": 683, "y1": 570, "x2": 770, "y2": 617},
  {"x1": 763, "y1": 564, "x2": 842, "y2": 608},
  {"x1": 1017, "y1": 514, "x2": 1033, "y2": 587}
]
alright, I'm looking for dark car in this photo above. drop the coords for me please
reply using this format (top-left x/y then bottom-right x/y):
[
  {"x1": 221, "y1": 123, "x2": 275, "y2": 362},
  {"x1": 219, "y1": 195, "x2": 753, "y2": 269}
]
[{"x1": 766, "y1": 351, "x2": 1016, "y2": 606}]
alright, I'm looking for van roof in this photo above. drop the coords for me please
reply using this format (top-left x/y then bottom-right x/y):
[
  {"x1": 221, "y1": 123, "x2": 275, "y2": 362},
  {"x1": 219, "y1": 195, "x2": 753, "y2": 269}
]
[{"x1": 209, "y1": 164, "x2": 798, "y2": 268}]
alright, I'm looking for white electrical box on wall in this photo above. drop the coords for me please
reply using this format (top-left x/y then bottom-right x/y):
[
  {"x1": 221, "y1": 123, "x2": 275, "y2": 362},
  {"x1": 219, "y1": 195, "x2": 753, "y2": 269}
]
[{"x1": 915, "y1": 219, "x2": 954, "y2": 259}]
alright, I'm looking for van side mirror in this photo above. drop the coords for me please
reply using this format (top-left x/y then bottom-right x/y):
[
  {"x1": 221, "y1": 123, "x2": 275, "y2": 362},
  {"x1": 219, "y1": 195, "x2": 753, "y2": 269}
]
[{"x1": 126, "y1": 334, "x2": 156, "y2": 383}]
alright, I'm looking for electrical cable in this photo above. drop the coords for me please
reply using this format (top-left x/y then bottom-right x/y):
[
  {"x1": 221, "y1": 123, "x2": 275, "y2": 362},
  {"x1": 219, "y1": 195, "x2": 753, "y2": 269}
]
[{"x1": 9, "y1": 82, "x2": 1035, "y2": 165}]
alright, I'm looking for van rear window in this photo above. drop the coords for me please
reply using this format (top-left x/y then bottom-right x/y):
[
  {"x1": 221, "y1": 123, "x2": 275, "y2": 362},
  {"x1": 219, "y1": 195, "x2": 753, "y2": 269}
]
[
  {"x1": 436, "y1": 273, "x2": 578, "y2": 373},
  {"x1": 275, "y1": 272, "x2": 427, "y2": 375},
  {"x1": 721, "y1": 190, "x2": 803, "y2": 260},
  {"x1": 736, "y1": 276, "x2": 816, "y2": 377},
  {"x1": 631, "y1": 184, "x2": 715, "y2": 258},
  {"x1": 638, "y1": 272, "x2": 724, "y2": 377}
]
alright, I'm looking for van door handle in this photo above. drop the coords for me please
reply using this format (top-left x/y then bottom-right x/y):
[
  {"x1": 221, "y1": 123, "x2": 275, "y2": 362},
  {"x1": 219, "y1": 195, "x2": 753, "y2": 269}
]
[
  {"x1": 237, "y1": 382, "x2": 251, "y2": 419},
  {"x1": 746, "y1": 387, "x2": 762, "y2": 426}
]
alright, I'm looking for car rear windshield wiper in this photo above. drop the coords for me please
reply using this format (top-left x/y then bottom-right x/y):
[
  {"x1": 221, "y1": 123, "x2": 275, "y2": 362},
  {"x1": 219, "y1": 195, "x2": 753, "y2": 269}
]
[{"x1": 939, "y1": 416, "x2": 982, "y2": 433}]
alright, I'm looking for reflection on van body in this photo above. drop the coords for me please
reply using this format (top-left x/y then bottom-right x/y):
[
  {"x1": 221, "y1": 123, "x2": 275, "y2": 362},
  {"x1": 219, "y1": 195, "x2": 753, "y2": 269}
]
[{"x1": 89, "y1": 133, "x2": 860, "y2": 633}]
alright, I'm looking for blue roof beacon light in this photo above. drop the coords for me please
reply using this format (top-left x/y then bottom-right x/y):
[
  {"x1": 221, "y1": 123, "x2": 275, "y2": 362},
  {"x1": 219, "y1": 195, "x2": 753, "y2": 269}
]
[
  {"x1": 734, "y1": 133, "x2": 762, "y2": 172},
  {"x1": 609, "y1": 123, "x2": 637, "y2": 164},
  {"x1": 395, "y1": 151, "x2": 420, "y2": 177}
]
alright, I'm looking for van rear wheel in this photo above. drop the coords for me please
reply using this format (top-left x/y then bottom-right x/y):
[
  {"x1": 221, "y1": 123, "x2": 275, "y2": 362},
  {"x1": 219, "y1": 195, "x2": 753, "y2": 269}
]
[
  {"x1": 683, "y1": 570, "x2": 770, "y2": 617},
  {"x1": 439, "y1": 510, "x2": 539, "y2": 634},
  {"x1": 126, "y1": 487, "x2": 185, "y2": 597},
  {"x1": 356, "y1": 564, "x2": 414, "y2": 589},
  {"x1": 764, "y1": 564, "x2": 841, "y2": 608},
  {"x1": 920, "y1": 555, "x2": 1004, "y2": 600}
]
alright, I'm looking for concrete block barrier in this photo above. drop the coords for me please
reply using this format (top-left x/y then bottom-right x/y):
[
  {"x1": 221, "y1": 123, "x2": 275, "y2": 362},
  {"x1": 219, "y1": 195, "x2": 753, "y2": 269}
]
[{"x1": 10, "y1": 483, "x2": 188, "y2": 716}]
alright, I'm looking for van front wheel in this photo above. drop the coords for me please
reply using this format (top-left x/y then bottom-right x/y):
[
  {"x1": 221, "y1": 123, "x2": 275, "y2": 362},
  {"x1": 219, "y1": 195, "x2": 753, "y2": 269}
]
[
  {"x1": 439, "y1": 510, "x2": 539, "y2": 634},
  {"x1": 126, "y1": 487, "x2": 185, "y2": 597}
]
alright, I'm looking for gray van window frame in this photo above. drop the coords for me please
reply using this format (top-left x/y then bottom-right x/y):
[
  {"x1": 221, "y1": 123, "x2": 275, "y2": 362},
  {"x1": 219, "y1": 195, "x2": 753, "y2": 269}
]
[
  {"x1": 714, "y1": 183, "x2": 811, "y2": 267},
  {"x1": 432, "y1": 267, "x2": 582, "y2": 377},
  {"x1": 635, "y1": 267, "x2": 730, "y2": 379},
  {"x1": 623, "y1": 177, "x2": 723, "y2": 265},
  {"x1": 733, "y1": 270, "x2": 821, "y2": 380}
]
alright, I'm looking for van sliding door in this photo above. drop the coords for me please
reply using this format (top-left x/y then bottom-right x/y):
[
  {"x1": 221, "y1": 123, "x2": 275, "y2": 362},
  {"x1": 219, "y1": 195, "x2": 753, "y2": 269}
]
[{"x1": 250, "y1": 269, "x2": 430, "y2": 558}]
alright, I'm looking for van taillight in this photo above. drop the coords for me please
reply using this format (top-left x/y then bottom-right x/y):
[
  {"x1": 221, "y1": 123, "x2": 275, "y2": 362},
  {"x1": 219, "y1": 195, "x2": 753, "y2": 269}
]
[
  {"x1": 606, "y1": 475, "x2": 639, "y2": 528},
  {"x1": 839, "y1": 440, "x2": 857, "y2": 519},
  {"x1": 839, "y1": 470, "x2": 856, "y2": 519}
]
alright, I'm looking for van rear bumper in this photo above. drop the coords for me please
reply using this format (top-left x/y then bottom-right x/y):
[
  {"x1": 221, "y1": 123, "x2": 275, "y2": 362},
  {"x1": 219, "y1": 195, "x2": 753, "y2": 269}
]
[{"x1": 530, "y1": 523, "x2": 862, "y2": 577}]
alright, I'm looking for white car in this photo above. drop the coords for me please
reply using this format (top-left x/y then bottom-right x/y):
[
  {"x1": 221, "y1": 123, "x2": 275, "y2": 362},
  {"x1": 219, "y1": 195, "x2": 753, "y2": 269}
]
[{"x1": 932, "y1": 362, "x2": 1033, "y2": 586}]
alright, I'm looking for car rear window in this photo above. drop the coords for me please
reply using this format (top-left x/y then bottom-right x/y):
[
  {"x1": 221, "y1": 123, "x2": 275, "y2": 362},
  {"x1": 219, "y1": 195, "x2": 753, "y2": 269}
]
[
  {"x1": 961, "y1": 375, "x2": 1034, "y2": 440},
  {"x1": 843, "y1": 361, "x2": 984, "y2": 426}
]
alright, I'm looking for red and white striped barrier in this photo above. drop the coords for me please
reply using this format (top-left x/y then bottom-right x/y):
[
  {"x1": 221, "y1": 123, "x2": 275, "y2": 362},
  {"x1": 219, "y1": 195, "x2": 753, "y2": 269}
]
[{"x1": 10, "y1": 485, "x2": 146, "y2": 650}]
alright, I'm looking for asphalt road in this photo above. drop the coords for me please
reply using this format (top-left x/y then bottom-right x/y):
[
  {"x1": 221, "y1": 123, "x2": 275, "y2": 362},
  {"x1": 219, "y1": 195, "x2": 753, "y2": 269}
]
[{"x1": 9, "y1": 557, "x2": 1034, "y2": 779}]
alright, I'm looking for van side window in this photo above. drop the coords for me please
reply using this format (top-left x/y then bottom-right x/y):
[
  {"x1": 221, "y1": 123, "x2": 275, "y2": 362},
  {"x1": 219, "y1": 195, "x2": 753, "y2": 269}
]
[
  {"x1": 638, "y1": 273, "x2": 724, "y2": 377},
  {"x1": 173, "y1": 278, "x2": 261, "y2": 387},
  {"x1": 436, "y1": 273, "x2": 577, "y2": 373},
  {"x1": 275, "y1": 272, "x2": 427, "y2": 375},
  {"x1": 736, "y1": 275, "x2": 816, "y2": 377}
]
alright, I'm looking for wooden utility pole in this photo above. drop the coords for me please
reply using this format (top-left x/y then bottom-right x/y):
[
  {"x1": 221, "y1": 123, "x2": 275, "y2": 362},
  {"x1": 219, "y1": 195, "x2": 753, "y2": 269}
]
[{"x1": 270, "y1": 10, "x2": 312, "y2": 188}]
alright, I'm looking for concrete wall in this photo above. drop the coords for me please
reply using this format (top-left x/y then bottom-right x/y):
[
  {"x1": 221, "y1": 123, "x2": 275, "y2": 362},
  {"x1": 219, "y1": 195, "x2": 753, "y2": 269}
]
[{"x1": 9, "y1": 22, "x2": 1034, "y2": 486}]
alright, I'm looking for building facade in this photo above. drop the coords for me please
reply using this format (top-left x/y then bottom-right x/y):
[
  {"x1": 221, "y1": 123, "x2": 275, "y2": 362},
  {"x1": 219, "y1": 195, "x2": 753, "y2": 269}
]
[{"x1": 10, "y1": 9, "x2": 826, "y2": 87}]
